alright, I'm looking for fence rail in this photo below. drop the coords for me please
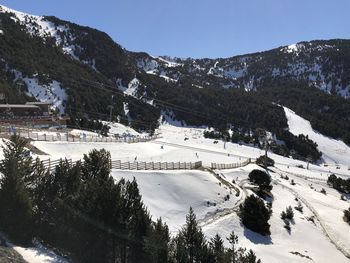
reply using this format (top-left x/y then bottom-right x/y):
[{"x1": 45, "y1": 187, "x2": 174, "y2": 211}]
[
  {"x1": 0, "y1": 128, "x2": 158, "y2": 143},
  {"x1": 111, "y1": 160, "x2": 202, "y2": 170},
  {"x1": 0, "y1": 157, "x2": 202, "y2": 172},
  {"x1": 211, "y1": 159, "x2": 251, "y2": 170},
  {"x1": 38, "y1": 158, "x2": 73, "y2": 172}
]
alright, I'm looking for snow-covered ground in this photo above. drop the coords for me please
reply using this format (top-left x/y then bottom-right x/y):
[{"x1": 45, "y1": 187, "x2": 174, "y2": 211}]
[
  {"x1": 10, "y1": 242, "x2": 69, "y2": 263},
  {"x1": 2, "y1": 107, "x2": 350, "y2": 262},
  {"x1": 284, "y1": 106, "x2": 350, "y2": 166},
  {"x1": 112, "y1": 170, "x2": 239, "y2": 234}
]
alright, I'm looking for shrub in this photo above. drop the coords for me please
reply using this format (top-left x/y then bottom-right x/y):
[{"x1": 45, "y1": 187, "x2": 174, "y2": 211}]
[
  {"x1": 294, "y1": 201, "x2": 303, "y2": 213},
  {"x1": 239, "y1": 195, "x2": 271, "y2": 235},
  {"x1": 281, "y1": 206, "x2": 294, "y2": 220},
  {"x1": 256, "y1": 155, "x2": 275, "y2": 167},
  {"x1": 344, "y1": 208, "x2": 350, "y2": 224},
  {"x1": 248, "y1": 169, "x2": 272, "y2": 190}
]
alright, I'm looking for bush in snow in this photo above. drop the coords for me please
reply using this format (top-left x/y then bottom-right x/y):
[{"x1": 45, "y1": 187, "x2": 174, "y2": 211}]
[
  {"x1": 283, "y1": 219, "x2": 291, "y2": 232},
  {"x1": 328, "y1": 174, "x2": 350, "y2": 194},
  {"x1": 294, "y1": 201, "x2": 303, "y2": 213},
  {"x1": 256, "y1": 155, "x2": 275, "y2": 167},
  {"x1": 281, "y1": 206, "x2": 294, "y2": 220},
  {"x1": 344, "y1": 208, "x2": 350, "y2": 224},
  {"x1": 239, "y1": 195, "x2": 271, "y2": 235},
  {"x1": 248, "y1": 170, "x2": 272, "y2": 190}
]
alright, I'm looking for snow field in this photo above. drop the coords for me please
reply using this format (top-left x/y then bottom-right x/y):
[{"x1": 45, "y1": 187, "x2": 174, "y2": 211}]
[{"x1": 112, "y1": 169, "x2": 239, "y2": 234}]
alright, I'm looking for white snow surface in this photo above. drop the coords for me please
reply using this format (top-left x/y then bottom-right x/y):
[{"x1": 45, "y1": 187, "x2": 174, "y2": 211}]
[
  {"x1": 284, "y1": 106, "x2": 350, "y2": 166},
  {"x1": 10, "y1": 242, "x2": 69, "y2": 263},
  {"x1": 112, "y1": 170, "x2": 238, "y2": 234},
  {"x1": 102, "y1": 121, "x2": 141, "y2": 137},
  {"x1": 24, "y1": 78, "x2": 67, "y2": 114},
  {"x1": 2, "y1": 109, "x2": 350, "y2": 262},
  {"x1": 204, "y1": 166, "x2": 349, "y2": 263}
]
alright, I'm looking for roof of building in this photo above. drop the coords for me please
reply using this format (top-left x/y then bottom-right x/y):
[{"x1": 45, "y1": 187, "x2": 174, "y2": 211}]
[
  {"x1": 0, "y1": 104, "x2": 40, "y2": 109},
  {"x1": 26, "y1": 102, "x2": 52, "y2": 105}
]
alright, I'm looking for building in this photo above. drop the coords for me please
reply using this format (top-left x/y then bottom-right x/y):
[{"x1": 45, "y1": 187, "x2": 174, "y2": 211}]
[
  {"x1": 0, "y1": 104, "x2": 42, "y2": 117},
  {"x1": 0, "y1": 102, "x2": 69, "y2": 128},
  {"x1": 25, "y1": 102, "x2": 51, "y2": 115}
]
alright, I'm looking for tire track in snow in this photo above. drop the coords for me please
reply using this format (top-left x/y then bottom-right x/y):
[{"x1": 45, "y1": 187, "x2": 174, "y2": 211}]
[
  {"x1": 197, "y1": 168, "x2": 246, "y2": 227},
  {"x1": 274, "y1": 169, "x2": 350, "y2": 259}
]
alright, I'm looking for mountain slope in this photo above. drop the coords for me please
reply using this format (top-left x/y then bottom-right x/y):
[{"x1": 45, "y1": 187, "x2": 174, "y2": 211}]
[{"x1": 0, "y1": 4, "x2": 350, "y2": 148}]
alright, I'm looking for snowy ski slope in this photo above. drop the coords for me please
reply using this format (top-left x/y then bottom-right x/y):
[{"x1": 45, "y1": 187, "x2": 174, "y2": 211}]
[{"x1": 1, "y1": 108, "x2": 350, "y2": 262}]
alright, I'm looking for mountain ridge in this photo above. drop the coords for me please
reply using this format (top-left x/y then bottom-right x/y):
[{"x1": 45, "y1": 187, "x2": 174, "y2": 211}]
[{"x1": 0, "y1": 4, "x2": 350, "y2": 151}]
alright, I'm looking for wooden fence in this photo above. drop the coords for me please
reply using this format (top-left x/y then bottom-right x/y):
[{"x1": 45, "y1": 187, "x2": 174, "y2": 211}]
[
  {"x1": 5, "y1": 158, "x2": 202, "y2": 172},
  {"x1": 39, "y1": 158, "x2": 73, "y2": 172},
  {"x1": 211, "y1": 158, "x2": 251, "y2": 170},
  {"x1": 111, "y1": 160, "x2": 202, "y2": 170},
  {"x1": 0, "y1": 128, "x2": 158, "y2": 143}
]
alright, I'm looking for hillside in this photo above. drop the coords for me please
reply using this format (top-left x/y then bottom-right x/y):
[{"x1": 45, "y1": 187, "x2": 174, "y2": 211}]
[
  {"x1": 4, "y1": 109, "x2": 349, "y2": 263},
  {"x1": 0, "y1": 5, "x2": 350, "y2": 148}
]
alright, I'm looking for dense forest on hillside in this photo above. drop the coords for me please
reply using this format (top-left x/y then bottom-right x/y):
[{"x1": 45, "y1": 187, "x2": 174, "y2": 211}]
[
  {"x1": 257, "y1": 79, "x2": 350, "y2": 144},
  {"x1": 0, "y1": 135, "x2": 262, "y2": 263}
]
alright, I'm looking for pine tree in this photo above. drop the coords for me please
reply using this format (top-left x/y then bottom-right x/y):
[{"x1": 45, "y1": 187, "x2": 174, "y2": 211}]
[
  {"x1": 174, "y1": 207, "x2": 208, "y2": 263},
  {"x1": 241, "y1": 250, "x2": 261, "y2": 263},
  {"x1": 0, "y1": 135, "x2": 33, "y2": 244},
  {"x1": 146, "y1": 218, "x2": 170, "y2": 263},
  {"x1": 239, "y1": 195, "x2": 271, "y2": 235},
  {"x1": 227, "y1": 231, "x2": 239, "y2": 263},
  {"x1": 210, "y1": 234, "x2": 225, "y2": 263}
]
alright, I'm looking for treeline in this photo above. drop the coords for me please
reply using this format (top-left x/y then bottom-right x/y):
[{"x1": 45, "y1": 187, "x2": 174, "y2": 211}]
[
  {"x1": 258, "y1": 79, "x2": 350, "y2": 145},
  {"x1": 204, "y1": 127, "x2": 322, "y2": 163},
  {"x1": 68, "y1": 116, "x2": 110, "y2": 136},
  {"x1": 327, "y1": 174, "x2": 350, "y2": 194},
  {"x1": 273, "y1": 129, "x2": 322, "y2": 162},
  {"x1": 0, "y1": 135, "x2": 261, "y2": 263}
]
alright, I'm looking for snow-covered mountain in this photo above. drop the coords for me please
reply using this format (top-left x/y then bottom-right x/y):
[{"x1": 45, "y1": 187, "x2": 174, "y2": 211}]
[
  {"x1": 1, "y1": 4, "x2": 350, "y2": 145},
  {"x1": 135, "y1": 41, "x2": 350, "y2": 98}
]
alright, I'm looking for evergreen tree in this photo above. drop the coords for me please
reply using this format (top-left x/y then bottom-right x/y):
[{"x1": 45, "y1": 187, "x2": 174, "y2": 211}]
[
  {"x1": 146, "y1": 218, "x2": 170, "y2": 263},
  {"x1": 239, "y1": 195, "x2": 271, "y2": 236},
  {"x1": 209, "y1": 234, "x2": 225, "y2": 263},
  {"x1": 175, "y1": 207, "x2": 208, "y2": 263},
  {"x1": 0, "y1": 135, "x2": 33, "y2": 244},
  {"x1": 227, "y1": 231, "x2": 239, "y2": 263},
  {"x1": 241, "y1": 250, "x2": 261, "y2": 263}
]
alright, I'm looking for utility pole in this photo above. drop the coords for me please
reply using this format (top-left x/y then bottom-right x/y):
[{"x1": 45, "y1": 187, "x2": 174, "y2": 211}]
[
  {"x1": 107, "y1": 105, "x2": 113, "y2": 122},
  {"x1": 264, "y1": 140, "x2": 269, "y2": 170}
]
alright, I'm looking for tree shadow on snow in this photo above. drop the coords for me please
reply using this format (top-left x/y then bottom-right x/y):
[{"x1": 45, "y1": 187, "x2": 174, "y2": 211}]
[{"x1": 242, "y1": 224, "x2": 273, "y2": 245}]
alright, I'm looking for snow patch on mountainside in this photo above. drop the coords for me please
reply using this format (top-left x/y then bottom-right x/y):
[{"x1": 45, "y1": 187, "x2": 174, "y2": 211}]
[
  {"x1": 11, "y1": 69, "x2": 67, "y2": 114},
  {"x1": 284, "y1": 106, "x2": 350, "y2": 165},
  {"x1": 0, "y1": 5, "x2": 79, "y2": 59},
  {"x1": 24, "y1": 78, "x2": 67, "y2": 114},
  {"x1": 124, "y1": 78, "x2": 140, "y2": 96},
  {"x1": 157, "y1": 56, "x2": 183, "y2": 68}
]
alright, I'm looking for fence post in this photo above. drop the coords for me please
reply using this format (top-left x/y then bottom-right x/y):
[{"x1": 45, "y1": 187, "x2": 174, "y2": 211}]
[{"x1": 128, "y1": 162, "x2": 130, "y2": 170}]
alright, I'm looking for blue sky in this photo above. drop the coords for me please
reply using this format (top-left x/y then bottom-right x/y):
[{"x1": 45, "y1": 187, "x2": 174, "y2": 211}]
[{"x1": 1, "y1": 0, "x2": 350, "y2": 58}]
